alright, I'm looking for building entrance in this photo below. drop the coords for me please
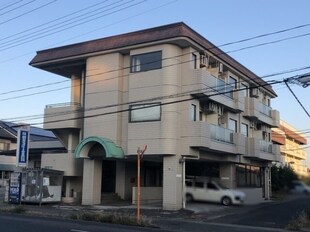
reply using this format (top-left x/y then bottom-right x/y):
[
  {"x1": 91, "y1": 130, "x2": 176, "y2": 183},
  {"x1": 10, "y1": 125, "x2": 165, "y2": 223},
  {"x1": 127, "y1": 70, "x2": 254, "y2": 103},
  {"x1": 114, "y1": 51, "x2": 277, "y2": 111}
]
[{"x1": 101, "y1": 160, "x2": 116, "y2": 193}]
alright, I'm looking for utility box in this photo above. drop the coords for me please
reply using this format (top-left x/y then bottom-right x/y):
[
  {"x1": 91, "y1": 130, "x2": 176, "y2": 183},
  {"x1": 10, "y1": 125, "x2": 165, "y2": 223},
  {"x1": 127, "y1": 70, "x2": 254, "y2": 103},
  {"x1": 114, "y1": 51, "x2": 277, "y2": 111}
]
[{"x1": 21, "y1": 169, "x2": 63, "y2": 204}]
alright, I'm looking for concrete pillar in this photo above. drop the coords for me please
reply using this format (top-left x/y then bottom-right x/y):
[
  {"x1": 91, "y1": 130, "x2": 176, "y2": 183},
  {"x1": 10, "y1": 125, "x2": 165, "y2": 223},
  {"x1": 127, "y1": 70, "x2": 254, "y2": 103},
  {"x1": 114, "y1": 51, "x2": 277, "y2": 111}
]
[
  {"x1": 220, "y1": 163, "x2": 234, "y2": 188},
  {"x1": 82, "y1": 158, "x2": 102, "y2": 205},
  {"x1": 163, "y1": 156, "x2": 183, "y2": 210},
  {"x1": 115, "y1": 161, "x2": 125, "y2": 199},
  {"x1": 264, "y1": 167, "x2": 271, "y2": 200}
]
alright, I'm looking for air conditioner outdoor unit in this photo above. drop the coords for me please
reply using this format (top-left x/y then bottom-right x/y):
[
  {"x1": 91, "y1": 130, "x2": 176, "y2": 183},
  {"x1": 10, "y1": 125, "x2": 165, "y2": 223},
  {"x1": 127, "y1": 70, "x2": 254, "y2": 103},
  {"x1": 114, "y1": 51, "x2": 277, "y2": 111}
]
[{"x1": 250, "y1": 88, "x2": 259, "y2": 97}]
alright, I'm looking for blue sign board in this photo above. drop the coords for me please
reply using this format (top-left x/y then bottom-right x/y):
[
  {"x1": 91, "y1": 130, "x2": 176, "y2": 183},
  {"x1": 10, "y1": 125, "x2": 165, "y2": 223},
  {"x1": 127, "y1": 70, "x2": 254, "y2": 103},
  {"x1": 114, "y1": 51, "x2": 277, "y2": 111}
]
[
  {"x1": 9, "y1": 172, "x2": 21, "y2": 204},
  {"x1": 16, "y1": 126, "x2": 30, "y2": 167}
]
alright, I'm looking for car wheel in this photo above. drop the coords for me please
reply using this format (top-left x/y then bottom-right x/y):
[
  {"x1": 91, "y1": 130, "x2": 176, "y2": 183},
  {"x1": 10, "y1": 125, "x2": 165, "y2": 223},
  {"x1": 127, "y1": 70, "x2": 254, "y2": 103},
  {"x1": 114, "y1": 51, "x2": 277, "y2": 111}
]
[
  {"x1": 186, "y1": 194, "x2": 194, "y2": 202},
  {"x1": 221, "y1": 196, "x2": 232, "y2": 206}
]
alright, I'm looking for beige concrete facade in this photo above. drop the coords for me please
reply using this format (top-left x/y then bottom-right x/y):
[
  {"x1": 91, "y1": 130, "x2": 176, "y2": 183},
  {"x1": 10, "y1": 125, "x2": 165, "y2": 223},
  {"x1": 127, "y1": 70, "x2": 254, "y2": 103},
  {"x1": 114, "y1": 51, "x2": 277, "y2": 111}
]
[
  {"x1": 30, "y1": 23, "x2": 281, "y2": 209},
  {"x1": 272, "y1": 120, "x2": 308, "y2": 177}
]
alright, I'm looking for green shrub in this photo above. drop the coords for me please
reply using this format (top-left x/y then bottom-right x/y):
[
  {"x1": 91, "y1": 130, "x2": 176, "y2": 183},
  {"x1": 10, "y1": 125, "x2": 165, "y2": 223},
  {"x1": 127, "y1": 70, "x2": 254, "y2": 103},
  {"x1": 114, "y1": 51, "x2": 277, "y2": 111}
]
[{"x1": 70, "y1": 212, "x2": 153, "y2": 227}]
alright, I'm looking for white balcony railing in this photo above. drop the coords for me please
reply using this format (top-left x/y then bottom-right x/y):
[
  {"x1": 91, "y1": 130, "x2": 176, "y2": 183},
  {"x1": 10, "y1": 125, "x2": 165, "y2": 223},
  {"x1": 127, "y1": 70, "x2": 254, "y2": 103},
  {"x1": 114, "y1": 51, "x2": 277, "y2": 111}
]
[{"x1": 210, "y1": 124, "x2": 234, "y2": 144}]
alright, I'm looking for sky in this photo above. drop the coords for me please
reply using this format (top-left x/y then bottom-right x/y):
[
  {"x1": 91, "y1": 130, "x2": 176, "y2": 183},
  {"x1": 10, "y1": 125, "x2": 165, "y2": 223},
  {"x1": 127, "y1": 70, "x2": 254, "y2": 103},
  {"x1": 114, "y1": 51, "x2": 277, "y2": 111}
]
[{"x1": 1, "y1": 0, "x2": 310, "y2": 142}]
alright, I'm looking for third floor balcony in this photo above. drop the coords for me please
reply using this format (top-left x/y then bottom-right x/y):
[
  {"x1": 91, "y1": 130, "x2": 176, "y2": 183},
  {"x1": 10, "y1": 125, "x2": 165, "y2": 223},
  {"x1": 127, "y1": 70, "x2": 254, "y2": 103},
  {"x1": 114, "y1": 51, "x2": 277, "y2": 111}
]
[
  {"x1": 244, "y1": 97, "x2": 279, "y2": 127},
  {"x1": 183, "y1": 69, "x2": 245, "y2": 112}
]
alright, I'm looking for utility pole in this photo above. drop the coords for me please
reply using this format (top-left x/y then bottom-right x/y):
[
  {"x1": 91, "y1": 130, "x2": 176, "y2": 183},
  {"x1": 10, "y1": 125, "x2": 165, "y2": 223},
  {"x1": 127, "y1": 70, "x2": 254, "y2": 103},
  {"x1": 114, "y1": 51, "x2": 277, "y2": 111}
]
[{"x1": 136, "y1": 145, "x2": 147, "y2": 223}]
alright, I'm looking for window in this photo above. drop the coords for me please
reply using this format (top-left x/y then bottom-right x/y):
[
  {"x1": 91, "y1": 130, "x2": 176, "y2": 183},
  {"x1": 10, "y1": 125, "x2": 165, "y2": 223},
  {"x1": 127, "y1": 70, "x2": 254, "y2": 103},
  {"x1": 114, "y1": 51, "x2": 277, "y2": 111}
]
[
  {"x1": 228, "y1": 118, "x2": 237, "y2": 133},
  {"x1": 236, "y1": 164, "x2": 262, "y2": 187},
  {"x1": 241, "y1": 123, "x2": 248, "y2": 137},
  {"x1": 0, "y1": 142, "x2": 9, "y2": 151},
  {"x1": 190, "y1": 104, "x2": 197, "y2": 121},
  {"x1": 229, "y1": 76, "x2": 237, "y2": 89},
  {"x1": 192, "y1": 53, "x2": 197, "y2": 69},
  {"x1": 130, "y1": 103, "x2": 161, "y2": 122},
  {"x1": 241, "y1": 83, "x2": 248, "y2": 97},
  {"x1": 130, "y1": 51, "x2": 162, "y2": 72}
]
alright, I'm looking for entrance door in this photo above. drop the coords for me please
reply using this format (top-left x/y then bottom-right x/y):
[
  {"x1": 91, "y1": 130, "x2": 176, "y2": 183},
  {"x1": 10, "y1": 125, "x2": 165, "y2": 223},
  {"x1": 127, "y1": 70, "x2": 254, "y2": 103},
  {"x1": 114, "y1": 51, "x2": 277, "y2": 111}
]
[{"x1": 101, "y1": 160, "x2": 116, "y2": 193}]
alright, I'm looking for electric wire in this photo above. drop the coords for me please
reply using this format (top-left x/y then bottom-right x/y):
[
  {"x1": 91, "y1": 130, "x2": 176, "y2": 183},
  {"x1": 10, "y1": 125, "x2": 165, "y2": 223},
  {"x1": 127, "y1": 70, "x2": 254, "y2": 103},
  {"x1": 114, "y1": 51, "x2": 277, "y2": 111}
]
[
  {"x1": 0, "y1": 55, "x2": 276, "y2": 102},
  {"x1": 284, "y1": 81, "x2": 310, "y2": 119},
  {"x1": 0, "y1": 1, "x2": 58, "y2": 26},
  {"x1": 0, "y1": 0, "x2": 127, "y2": 47},
  {"x1": 1, "y1": 79, "x2": 284, "y2": 126},
  {"x1": 218, "y1": 23, "x2": 310, "y2": 48},
  {"x1": 0, "y1": 0, "x2": 35, "y2": 17},
  {"x1": 0, "y1": 0, "x2": 146, "y2": 52},
  {"x1": 0, "y1": 0, "x2": 23, "y2": 12}
]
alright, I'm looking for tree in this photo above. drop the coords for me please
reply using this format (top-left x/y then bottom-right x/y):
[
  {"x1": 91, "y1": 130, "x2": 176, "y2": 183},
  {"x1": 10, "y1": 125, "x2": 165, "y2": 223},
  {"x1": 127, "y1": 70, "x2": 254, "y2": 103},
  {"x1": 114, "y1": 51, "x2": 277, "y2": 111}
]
[{"x1": 271, "y1": 165, "x2": 298, "y2": 192}]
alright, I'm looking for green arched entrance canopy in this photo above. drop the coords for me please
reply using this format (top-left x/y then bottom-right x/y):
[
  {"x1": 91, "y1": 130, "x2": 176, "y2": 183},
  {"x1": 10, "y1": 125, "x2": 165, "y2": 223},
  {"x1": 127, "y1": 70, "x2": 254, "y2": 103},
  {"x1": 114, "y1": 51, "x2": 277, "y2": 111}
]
[{"x1": 74, "y1": 136, "x2": 124, "y2": 159}]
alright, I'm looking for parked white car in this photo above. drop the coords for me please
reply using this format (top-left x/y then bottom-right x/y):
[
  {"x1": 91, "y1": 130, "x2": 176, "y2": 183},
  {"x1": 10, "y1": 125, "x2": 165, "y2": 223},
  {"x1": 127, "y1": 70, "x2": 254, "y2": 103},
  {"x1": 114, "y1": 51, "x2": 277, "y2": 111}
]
[
  {"x1": 185, "y1": 179, "x2": 246, "y2": 206},
  {"x1": 290, "y1": 180, "x2": 310, "y2": 195}
]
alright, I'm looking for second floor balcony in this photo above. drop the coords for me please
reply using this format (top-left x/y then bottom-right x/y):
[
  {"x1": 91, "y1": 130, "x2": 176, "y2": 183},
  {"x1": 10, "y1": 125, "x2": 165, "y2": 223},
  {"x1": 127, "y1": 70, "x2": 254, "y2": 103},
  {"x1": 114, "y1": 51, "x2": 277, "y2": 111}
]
[
  {"x1": 183, "y1": 121, "x2": 246, "y2": 155},
  {"x1": 44, "y1": 102, "x2": 83, "y2": 130},
  {"x1": 244, "y1": 137, "x2": 281, "y2": 162}
]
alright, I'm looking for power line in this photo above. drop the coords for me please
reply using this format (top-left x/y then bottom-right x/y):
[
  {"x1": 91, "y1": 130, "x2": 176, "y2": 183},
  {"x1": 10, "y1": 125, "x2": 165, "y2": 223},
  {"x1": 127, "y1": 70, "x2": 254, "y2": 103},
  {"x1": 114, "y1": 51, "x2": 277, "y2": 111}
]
[
  {"x1": 0, "y1": 1, "x2": 58, "y2": 26},
  {"x1": 226, "y1": 32, "x2": 310, "y2": 54},
  {"x1": 0, "y1": 0, "x2": 146, "y2": 52},
  {"x1": 0, "y1": 0, "x2": 110, "y2": 42},
  {"x1": 284, "y1": 80, "x2": 310, "y2": 119},
  {"x1": 218, "y1": 23, "x2": 310, "y2": 48},
  {"x1": 0, "y1": 0, "x2": 35, "y2": 17},
  {"x1": 0, "y1": 54, "x2": 276, "y2": 102},
  {"x1": 0, "y1": 0, "x2": 23, "y2": 13},
  {"x1": 1, "y1": 79, "x2": 284, "y2": 126}
]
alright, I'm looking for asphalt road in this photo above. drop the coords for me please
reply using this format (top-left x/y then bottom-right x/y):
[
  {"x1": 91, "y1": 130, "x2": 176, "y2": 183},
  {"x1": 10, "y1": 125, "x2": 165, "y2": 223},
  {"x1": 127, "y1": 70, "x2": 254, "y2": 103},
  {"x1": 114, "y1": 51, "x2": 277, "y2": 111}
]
[
  {"x1": 0, "y1": 214, "x2": 170, "y2": 232},
  {"x1": 207, "y1": 194, "x2": 310, "y2": 229}
]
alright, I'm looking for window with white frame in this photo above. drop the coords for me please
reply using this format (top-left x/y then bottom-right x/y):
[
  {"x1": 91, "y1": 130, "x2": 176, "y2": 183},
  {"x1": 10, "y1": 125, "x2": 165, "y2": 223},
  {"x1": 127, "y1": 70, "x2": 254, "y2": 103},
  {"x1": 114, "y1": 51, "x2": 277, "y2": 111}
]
[
  {"x1": 130, "y1": 103, "x2": 161, "y2": 122},
  {"x1": 241, "y1": 123, "x2": 248, "y2": 137},
  {"x1": 130, "y1": 51, "x2": 162, "y2": 73},
  {"x1": 192, "y1": 53, "x2": 197, "y2": 69},
  {"x1": 228, "y1": 118, "x2": 237, "y2": 133},
  {"x1": 229, "y1": 76, "x2": 237, "y2": 89},
  {"x1": 190, "y1": 104, "x2": 197, "y2": 121},
  {"x1": 241, "y1": 83, "x2": 248, "y2": 97}
]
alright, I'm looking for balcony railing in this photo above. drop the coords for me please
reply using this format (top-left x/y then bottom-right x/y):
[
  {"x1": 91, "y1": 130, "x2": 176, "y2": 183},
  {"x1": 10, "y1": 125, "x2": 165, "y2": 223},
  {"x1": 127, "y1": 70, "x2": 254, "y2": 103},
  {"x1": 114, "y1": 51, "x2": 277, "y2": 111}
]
[
  {"x1": 46, "y1": 102, "x2": 81, "y2": 109},
  {"x1": 210, "y1": 75, "x2": 234, "y2": 99},
  {"x1": 259, "y1": 140, "x2": 272, "y2": 153},
  {"x1": 210, "y1": 124, "x2": 234, "y2": 144},
  {"x1": 258, "y1": 103, "x2": 272, "y2": 117}
]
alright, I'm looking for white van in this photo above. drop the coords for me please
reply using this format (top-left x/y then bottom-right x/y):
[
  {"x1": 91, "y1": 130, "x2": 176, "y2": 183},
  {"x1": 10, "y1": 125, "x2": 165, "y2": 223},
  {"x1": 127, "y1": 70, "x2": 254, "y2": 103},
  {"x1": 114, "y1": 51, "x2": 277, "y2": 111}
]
[{"x1": 185, "y1": 179, "x2": 246, "y2": 206}]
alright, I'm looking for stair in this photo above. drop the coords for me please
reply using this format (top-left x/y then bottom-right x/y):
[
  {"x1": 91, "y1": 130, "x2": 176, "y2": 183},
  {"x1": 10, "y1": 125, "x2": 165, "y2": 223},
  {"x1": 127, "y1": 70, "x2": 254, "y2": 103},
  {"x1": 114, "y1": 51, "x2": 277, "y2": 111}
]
[{"x1": 101, "y1": 193, "x2": 129, "y2": 205}]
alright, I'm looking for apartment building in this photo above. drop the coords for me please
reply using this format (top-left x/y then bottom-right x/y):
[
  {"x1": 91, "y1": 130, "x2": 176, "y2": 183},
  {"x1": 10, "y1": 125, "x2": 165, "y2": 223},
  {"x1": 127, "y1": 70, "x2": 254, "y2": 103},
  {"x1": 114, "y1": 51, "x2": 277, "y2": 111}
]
[
  {"x1": 30, "y1": 22, "x2": 280, "y2": 210},
  {"x1": 272, "y1": 120, "x2": 308, "y2": 177}
]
